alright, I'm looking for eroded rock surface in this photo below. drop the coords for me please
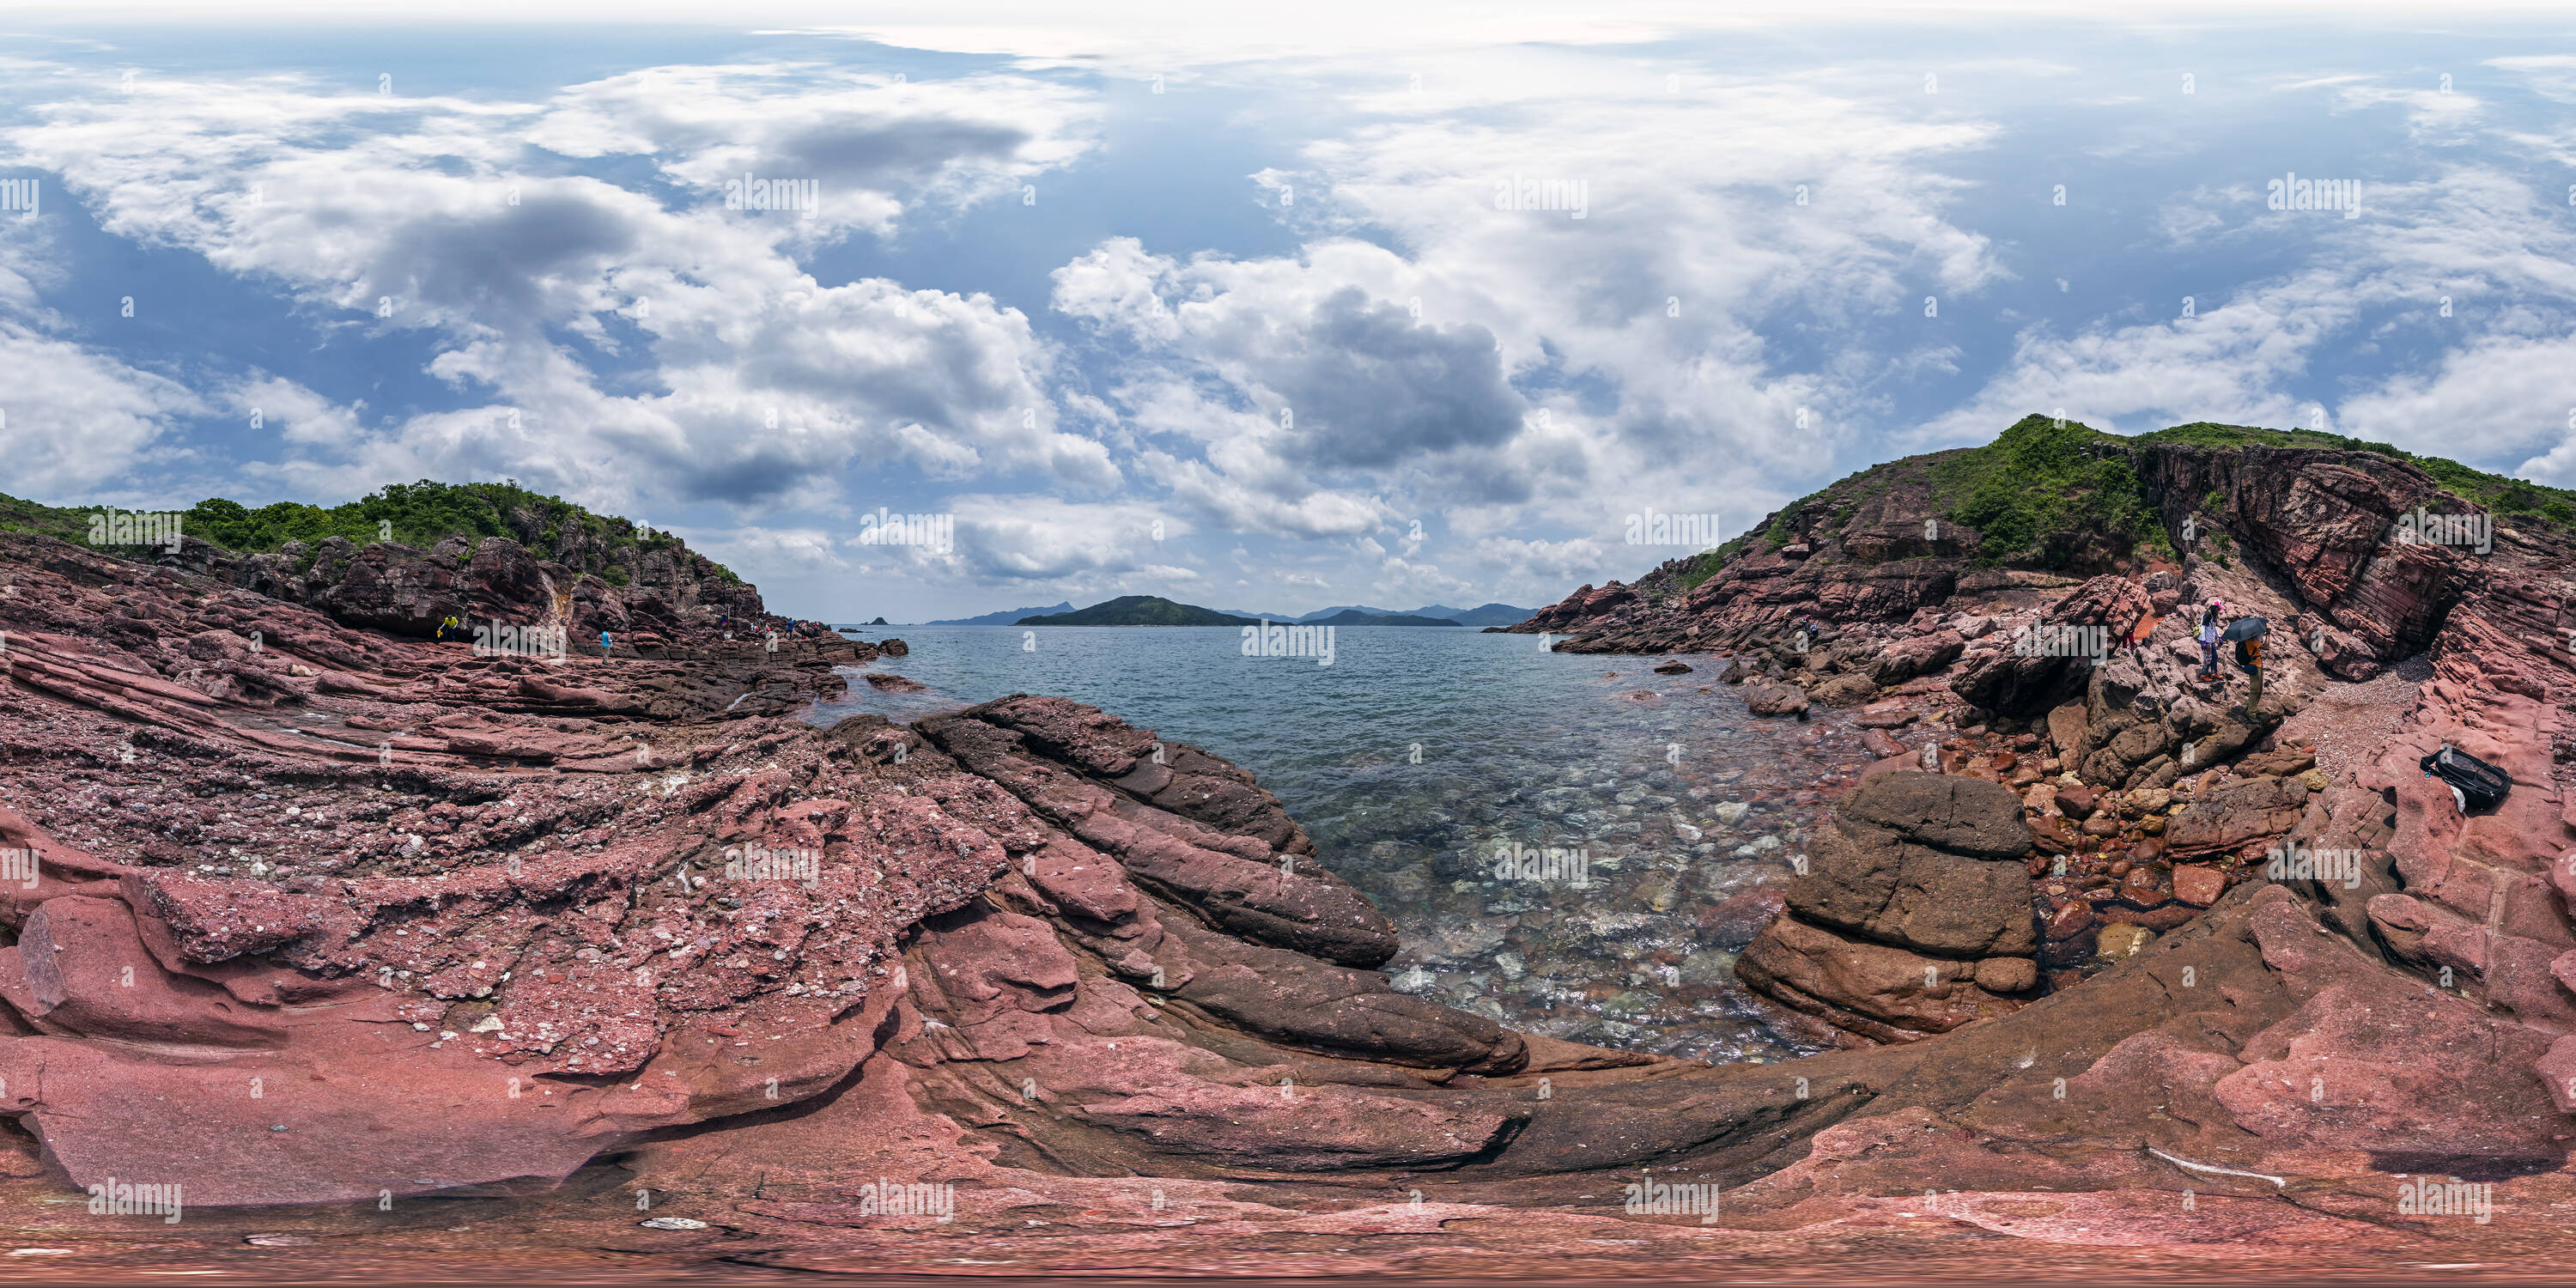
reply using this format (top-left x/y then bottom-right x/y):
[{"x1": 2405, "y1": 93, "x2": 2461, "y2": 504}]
[{"x1": 8, "y1": 506, "x2": 2576, "y2": 1279}]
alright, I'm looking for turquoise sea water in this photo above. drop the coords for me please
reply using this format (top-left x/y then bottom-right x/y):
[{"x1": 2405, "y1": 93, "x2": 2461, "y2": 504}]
[{"x1": 805, "y1": 624, "x2": 1877, "y2": 1062}]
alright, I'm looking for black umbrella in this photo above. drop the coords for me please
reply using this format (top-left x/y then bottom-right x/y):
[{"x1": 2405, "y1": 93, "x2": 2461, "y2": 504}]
[{"x1": 2221, "y1": 616, "x2": 2269, "y2": 643}]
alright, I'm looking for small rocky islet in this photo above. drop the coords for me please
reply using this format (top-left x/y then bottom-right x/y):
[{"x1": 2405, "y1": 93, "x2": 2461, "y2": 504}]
[{"x1": 3, "y1": 417, "x2": 2575, "y2": 1276}]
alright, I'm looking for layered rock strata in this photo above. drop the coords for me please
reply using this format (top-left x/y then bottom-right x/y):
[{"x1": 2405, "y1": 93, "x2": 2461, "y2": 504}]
[{"x1": 4, "y1": 510, "x2": 2576, "y2": 1276}]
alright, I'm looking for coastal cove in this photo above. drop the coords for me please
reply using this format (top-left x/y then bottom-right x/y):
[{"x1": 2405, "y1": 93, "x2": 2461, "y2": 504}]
[{"x1": 808, "y1": 624, "x2": 1879, "y2": 1062}]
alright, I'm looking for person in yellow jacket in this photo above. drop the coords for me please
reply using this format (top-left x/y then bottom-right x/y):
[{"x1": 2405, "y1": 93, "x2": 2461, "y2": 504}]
[{"x1": 2236, "y1": 633, "x2": 2265, "y2": 711}]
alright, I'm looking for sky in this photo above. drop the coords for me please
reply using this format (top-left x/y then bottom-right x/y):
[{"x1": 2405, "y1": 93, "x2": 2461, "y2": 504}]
[{"x1": 3, "y1": 2, "x2": 2574, "y2": 622}]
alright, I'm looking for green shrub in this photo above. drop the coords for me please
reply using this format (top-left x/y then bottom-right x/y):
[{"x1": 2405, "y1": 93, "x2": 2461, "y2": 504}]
[{"x1": 1931, "y1": 415, "x2": 2166, "y2": 568}]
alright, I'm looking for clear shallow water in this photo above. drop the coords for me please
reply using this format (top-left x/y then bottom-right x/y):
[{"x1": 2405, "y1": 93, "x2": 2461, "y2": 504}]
[{"x1": 805, "y1": 625, "x2": 1875, "y2": 1062}]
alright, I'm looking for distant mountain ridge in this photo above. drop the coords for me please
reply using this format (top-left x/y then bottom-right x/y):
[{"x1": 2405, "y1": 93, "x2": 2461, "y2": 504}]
[
  {"x1": 1303, "y1": 609, "x2": 1461, "y2": 626},
  {"x1": 1017, "y1": 596, "x2": 1257, "y2": 626},
  {"x1": 927, "y1": 598, "x2": 1538, "y2": 628},
  {"x1": 1226, "y1": 602, "x2": 1538, "y2": 627},
  {"x1": 926, "y1": 601, "x2": 1073, "y2": 626},
  {"x1": 1407, "y1": 603, "x2": 1539, "y2": 628}
]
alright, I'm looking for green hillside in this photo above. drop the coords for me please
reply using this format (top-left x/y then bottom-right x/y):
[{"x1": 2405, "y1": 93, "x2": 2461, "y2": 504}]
[
  {"x1": 1680, "y1": 414, "x2": 2574, "y2": 592},
  {"x1": 0, "y1": 481, "x2": 744, "y2": 586},
  {"x1": 1925, "y1": 415, "x2": 2169, "y2": 567},
  {"x1": 2136, "y1": 421, "x2": 2576, "y2": 525},
  {"x1": 1018, "y1": 596, "x2": 1259, "y2": 626}
]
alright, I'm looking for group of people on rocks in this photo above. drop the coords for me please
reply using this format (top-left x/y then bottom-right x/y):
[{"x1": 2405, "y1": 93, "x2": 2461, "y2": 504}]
[
  {"x1": 2092, "y1": 592, "x2": 2269, "y2": 710},
  {"x1": 2193, "y1": 598, "x2": 2264, "y2": 708},
  {"x1": 2101, "y1": 594, "x2": 2268, "y2": 708}
]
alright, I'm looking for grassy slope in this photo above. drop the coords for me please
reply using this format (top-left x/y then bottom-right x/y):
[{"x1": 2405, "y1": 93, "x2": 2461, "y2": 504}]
[
  {"x1": 1676, "y1": 416, "x2": 2573, "y2": 592},
  {"x1": 0, "y1": 481, "x2": 744, "y2": 587},
  {"x1": 2136, "y1": 421, "x2": 2576, "y2": 525},
  {"x1": 1923, "y1": 415, "x2": 2169, "y2": 567}
]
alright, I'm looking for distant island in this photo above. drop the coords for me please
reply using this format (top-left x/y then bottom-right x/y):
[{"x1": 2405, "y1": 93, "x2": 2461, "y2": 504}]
[
  {"x1": 927, "y1": 601, "x2": 1074, "y2": 626},
  {"x1": 1018, "y1": 596, "x2": 1259, "y2": 626},
  {"x1": 1237, "y1": 602, "x2": 1537, "y2": 628},
  {"x1": 1303, "y1": 609, "x2": 1461, "y2": 626},
  {"x1": 921, "y1": 597, "x2": 1538, "y2": 628}
]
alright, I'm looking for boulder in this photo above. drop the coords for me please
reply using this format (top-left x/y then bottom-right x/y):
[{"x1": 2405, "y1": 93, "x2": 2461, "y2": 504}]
[
  {"x1": 1948, "y1": 577, "x2": 2151, "y2": 717},
  {"x1": 1734, "y1": 914, "x2": 2026, "y2": 1042},
  {"x1": 1809, "y1": 673, "x2": 1879, "y2": 707},
  {"x1": 1743, "y1": 681, "x2": 1810, "y2": 719},
  {"x1": 2045, "y1": 701, "x2": 2089, "y2": 759},
  {"x1": 1868, "y1": 629, "x2": 1965, "y2": 686},
  {"x1": 2172, "y1": 865, "x2": 2227, "y2": 908},
  {"x1": 2162, "y1": 776, "x2": 2310, "y2": 859},
  {"x1": 1779, "y1": 773, "x2": 2037, "y2": 960}
]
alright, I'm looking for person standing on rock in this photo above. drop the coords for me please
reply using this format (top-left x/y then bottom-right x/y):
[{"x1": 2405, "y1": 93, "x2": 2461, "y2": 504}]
[
  {"x1": 2123, "y1": 606, "x2": 2158, "y2": 661},
  {"x1": 2237, "y1": 629, "x2": 2265, "y2": 712},
  {"x1": 600, "y1": 629, "x2": 613, "y2": 658},
  {"x1": 2195, "y1": 599, "x2": 2224, "y2": 683}
]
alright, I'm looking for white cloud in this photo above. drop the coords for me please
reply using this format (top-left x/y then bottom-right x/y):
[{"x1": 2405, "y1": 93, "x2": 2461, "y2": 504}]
[
  {"x1": 0, "y1": 325, "x2": 204, "y2": 495},
  {"x1": 0, "y1": 63, "x2": 1109, "y2": 513}
]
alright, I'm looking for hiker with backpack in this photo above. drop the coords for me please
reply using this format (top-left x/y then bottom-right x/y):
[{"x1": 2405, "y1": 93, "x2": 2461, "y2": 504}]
[{"x1": 2238, "y1": 629, "x2": 2265, "y2": 711}]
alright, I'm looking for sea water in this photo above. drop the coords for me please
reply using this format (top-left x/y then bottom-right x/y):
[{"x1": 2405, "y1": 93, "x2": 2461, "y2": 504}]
[{"x1": 805, "y1": 624, "x2": 1869, "y2": 1062}]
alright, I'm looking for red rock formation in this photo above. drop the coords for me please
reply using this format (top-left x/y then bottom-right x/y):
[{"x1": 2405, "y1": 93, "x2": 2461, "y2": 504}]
[{"x1": 9, "y1": 501, "x2": 2576, "y2": 1277}]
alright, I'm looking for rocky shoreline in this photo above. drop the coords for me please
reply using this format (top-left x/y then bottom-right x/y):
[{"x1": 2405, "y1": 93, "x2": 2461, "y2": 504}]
[{"x1": 3, "y1": 421, "x2": 2576, "y2": 1278}]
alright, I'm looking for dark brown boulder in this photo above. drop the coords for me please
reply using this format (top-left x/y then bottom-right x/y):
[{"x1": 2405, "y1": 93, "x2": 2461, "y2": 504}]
[
  {"x1": 1785, "y1": 774, "x2": 2038, "y2": 960},
  {"x1": 1743, "y1": 680, "x2": 1810, "y2": 718},
  {"x1": 1735, "y1": 913, "x2": 2026, "y2": 1042},
  {"x1": 2162, "y1": 775, "x2": 2311, "y2": 859},
  {"x1": 1869, "y1": 629, "x2": 1964, "y2": 685},
  {"x1": 1948, "y1": 575, "x2": 2151, "y2": 716}
]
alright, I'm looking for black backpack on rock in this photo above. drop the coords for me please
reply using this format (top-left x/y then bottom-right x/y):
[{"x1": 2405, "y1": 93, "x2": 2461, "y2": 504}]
[{"x1": 2421, "y1": 744, "x2": 2511, "y2": 813}]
